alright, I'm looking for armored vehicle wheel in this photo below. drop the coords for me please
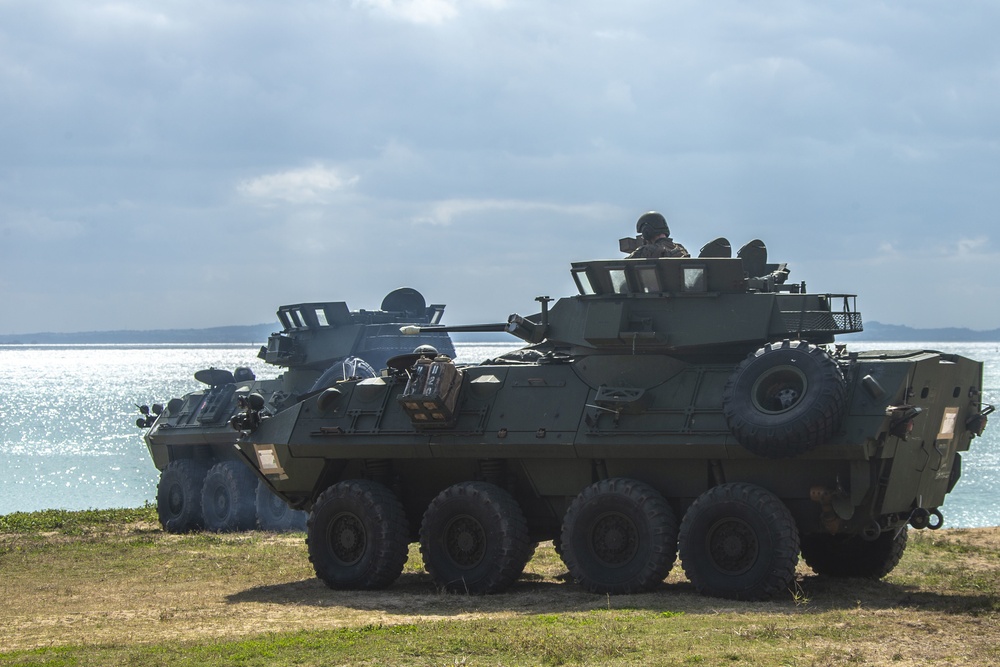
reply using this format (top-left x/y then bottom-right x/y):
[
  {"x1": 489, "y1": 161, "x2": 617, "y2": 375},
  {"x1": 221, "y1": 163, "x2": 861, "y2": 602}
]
[
  {"x1": 723, "y1": 340, "x2": 847, "y2": 458},
  {"x1": 560, "y1": 478, "x2": 678, "y2": 594},
  {"x1": 201, "y1": 461, "x2": 258, "y2": 532},
  {"x1": 800, "y1": 527, "x2": 908, "y2": 579},
  {"x1": 255, "y1": 480, "x2": 308, "y2": 532},
  {"x1": 678, "y1": 483, "x2": 799, "y2": 601},
  {"x1": 156, "y1": 460, "x2": 209, "y2": 533},
  {"x1": 419, "y1": 481, "x2": 533, "y2": 594},
  {"x1": 307, "y1": 479, "x2": 409, "y2": 590}
]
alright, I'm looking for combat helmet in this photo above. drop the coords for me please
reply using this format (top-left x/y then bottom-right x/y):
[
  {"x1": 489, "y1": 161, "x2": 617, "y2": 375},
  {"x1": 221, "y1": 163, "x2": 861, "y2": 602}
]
[{"x1": 636, "y1": 211, "x2": 669, "y2": 240}]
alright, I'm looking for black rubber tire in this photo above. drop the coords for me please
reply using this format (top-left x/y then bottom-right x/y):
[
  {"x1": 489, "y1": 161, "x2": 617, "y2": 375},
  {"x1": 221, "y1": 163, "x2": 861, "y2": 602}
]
[
  {"x1": 560, "y1": 478, "x2": 678, "y2": 595},
  {"x1": 156, "y1": 460, "x2": 209, "y2": 533},
  {"x1": 723, "y1": 340, "x2": 847, "y2": 458},
  {"x1": 678, "y1": 483, "x2": 800, "y2": 601},
  {"x1": 552, "y1": 534, "x2": 563, "y2": 557},
  {"x1": 419, "y1": 481, "x2": 533, "y2": 594},
  {"x1": 800, "y1": 527, "x2": 908, "y2": 579},
  {"x1": 201, "y1": 460, "x2": 259, "y2": 532},
  {"x1": 255, "y1": 480, "x2": 308, "y2": 532},
  {"x1": 307, "y1": 480, "x2": 409, "y2": 590}
]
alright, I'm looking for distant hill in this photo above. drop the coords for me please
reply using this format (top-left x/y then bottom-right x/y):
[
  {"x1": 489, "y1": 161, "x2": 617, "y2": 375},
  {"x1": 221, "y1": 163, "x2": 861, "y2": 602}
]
[
  {"x1": 2, "y1": 320, "x2": 999, "y2": 345},
  {"x1": 0, "y1": 324, "x2": 277, "y2": 345},
  {"x1": 852, "y1": 321, "x2": 1000, "y2": 342}
]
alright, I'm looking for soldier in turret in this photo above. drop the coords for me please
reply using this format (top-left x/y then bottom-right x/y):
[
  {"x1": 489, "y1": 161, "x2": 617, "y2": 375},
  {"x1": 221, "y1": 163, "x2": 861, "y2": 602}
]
[{"x1": 627, "y1": 211, "x2": 690, "y2": 259}]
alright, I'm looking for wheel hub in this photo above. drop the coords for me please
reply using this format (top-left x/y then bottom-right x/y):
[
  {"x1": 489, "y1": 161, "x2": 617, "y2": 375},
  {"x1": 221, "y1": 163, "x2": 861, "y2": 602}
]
[
  {"x1": 444, "y1": 515, "x2": 486, "y2": 568},
  {"x1": 775, "y1": 388, "x2": 799, "y2": 409},
  {"x1": 590, "y1": 512, "x2": 639, "y2": 566},
  {"x1": 329, "y1": 512, "x2": 366, "y2": 565},
  {"x1": 167, "y1": 484, "x2": 184, "y2": 515},
  {"x1": 213, "y1": 488, "x2": 230, "y2": 516},
  {"x1": 751, "y1": 365, "x2": 807, "y2": 414},
  {"x1": 707, "y1": 518, "x2": 758, "y2": 575}
]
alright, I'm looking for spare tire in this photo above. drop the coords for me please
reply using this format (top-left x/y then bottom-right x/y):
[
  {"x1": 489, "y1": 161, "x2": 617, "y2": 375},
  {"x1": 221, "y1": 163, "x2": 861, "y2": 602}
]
[{"x1": 723, "y1": 340, "x2": 846, "y2": 458}]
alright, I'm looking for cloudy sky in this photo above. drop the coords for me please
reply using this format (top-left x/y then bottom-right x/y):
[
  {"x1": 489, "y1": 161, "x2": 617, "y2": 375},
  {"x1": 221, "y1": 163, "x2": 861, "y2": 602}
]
[{"x1": 1, "y1": 0, "x2": 998, "y2": 335}]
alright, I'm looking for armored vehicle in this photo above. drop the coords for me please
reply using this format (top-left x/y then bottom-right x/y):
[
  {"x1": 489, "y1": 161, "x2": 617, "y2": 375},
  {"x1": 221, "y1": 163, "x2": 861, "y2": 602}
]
[
  {"x1": 230, "y1": 239, "x2": 991, "y2": 600},
  {"x1": 138, "y1": 288, "x2": 455, "y2": 533}
]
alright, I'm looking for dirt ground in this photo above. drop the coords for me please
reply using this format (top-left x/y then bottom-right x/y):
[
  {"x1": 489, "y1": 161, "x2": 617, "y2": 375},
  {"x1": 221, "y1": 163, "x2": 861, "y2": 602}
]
[{"x1": 2, "y1": 524, "x2": 999, "y2": 663}]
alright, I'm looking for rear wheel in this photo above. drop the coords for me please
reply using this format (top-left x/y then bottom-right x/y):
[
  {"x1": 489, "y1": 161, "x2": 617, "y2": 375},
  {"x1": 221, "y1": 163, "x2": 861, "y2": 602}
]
[
  {"x1": 201, "y1": 461, "x2": 258, "y2": 532},
  {"x1": 419, "y1": 482, "x2": 533, "y2": 594},
  {"x1": 679, "y1": 483, "x2": 799, "y2": 601},
  {"x1": 560, "y1": 478, "x2": 678, "y2": 594},
  {"x1": 156, "y1": 460, "x2": 209, "y2": 533},
  {"x1": 800, "y1": 527, "x2": 908, "y2": 579},
  {"x1": 308, "y1": 480, "x2": 409, "y2": 590}
]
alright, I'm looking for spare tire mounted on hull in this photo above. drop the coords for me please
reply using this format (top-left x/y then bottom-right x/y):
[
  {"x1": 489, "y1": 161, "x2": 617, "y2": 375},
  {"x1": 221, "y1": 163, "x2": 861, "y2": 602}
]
[{"x1": 723, "y1": 340, "x2": 847, "y2": 459}]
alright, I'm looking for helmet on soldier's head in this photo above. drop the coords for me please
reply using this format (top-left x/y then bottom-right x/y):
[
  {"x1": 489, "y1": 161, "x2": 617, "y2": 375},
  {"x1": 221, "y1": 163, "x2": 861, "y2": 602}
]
[
  {"x1": 636, "y1": 211, "x2": 669, "y2": 240},
  {"x1": 413, "y1": 345, "x2": 438, "y2": 357}
]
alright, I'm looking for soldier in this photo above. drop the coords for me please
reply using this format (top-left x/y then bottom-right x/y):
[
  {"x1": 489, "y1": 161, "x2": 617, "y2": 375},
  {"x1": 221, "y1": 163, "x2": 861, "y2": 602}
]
[{"x1": 627, "y1": 211, "x2": 690, "y2": 258}]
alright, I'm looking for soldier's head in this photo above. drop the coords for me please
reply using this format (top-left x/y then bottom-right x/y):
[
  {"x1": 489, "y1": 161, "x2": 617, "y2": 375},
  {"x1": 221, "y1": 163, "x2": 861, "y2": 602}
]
[{"x1": 636, "y1": 211, "x2": 669, "y2": 241}]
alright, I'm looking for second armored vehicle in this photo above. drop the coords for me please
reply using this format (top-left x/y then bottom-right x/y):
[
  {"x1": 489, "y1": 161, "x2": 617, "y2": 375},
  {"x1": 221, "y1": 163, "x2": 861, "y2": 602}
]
[
  {"x1": 139, "y1": 288, "x2": 455, "y2": 533},
  {"x1": 165, "y1": 240, "x2": 991, "y2": 601}
]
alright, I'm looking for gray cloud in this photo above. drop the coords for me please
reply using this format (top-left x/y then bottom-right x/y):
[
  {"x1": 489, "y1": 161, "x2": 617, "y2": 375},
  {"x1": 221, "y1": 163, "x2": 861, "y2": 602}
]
[{"x1": 1, "y1": 0, "x2": 998, "y2": 333}]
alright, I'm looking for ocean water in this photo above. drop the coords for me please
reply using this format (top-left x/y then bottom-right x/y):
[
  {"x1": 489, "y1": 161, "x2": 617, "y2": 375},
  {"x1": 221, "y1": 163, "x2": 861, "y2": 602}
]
[{"x1": 0, "y1": 341, "x2": 998, "y2": 526}]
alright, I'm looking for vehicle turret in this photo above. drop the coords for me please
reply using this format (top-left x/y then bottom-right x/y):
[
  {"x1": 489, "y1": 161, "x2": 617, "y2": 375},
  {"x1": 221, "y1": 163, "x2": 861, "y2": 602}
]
[
  {"x1": 260, "y1": 287, "x2": 452, "y2": 395},
  {"x1": 136, "y1": 288, "x2": 455, "y2": 534},
  {"x1": 407, "y1": 242, "x2": 860, "y2": 360}
]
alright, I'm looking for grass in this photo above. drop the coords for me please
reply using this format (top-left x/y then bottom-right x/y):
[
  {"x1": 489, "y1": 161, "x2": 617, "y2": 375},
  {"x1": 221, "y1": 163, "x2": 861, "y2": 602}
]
[
  {"x1": 2, "y1": 509, "x2": 1000, "y2": 665},
  {"x1": 0, "y1": 504, "x2": 158, "y2": 534}
]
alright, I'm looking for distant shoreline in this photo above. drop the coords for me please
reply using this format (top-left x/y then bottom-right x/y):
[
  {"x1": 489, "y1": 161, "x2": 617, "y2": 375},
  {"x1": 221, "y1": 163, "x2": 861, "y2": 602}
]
[{"x1": 2, "y1": 321, "x2": 1000, "y2": 345}]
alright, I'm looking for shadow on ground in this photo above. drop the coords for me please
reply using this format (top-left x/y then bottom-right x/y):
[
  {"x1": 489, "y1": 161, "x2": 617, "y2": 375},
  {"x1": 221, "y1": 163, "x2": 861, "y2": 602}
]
[{"x1": 226, "y1": 569, "x2": 999, "y2": 618}]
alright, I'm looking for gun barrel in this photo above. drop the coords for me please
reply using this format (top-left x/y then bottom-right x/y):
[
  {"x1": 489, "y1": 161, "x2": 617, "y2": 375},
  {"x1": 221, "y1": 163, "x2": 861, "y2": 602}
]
[{"x1": 401, "y1": 323, "x2": 509, "y2": 335}]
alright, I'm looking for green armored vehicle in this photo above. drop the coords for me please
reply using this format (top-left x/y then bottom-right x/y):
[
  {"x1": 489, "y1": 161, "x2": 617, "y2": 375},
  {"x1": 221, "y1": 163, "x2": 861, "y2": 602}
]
[
  {"x1": 231, "y1": 239, "x2": 992, "y2": 600},
  {"x1": 137, "y1": 288, "x2": 455, "y2": 533}
]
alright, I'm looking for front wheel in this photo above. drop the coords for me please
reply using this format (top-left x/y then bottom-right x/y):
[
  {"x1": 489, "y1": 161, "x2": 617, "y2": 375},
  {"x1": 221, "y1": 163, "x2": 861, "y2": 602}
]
[
  {"x1": 679, "y1": 483, "x2": 799, "y2": 601},
  {"x1": 419, "y1": 482, "x2": 533, "y2": 594},
  {"x1": 156, "y1": 460, "x2": 209, "y2": 533},
  {"x1": 560, "y1": 478, "x2": 678, "y2": 594},
  {"x1": 307, "y1": 480, "x2": 409, "y2": 590}
]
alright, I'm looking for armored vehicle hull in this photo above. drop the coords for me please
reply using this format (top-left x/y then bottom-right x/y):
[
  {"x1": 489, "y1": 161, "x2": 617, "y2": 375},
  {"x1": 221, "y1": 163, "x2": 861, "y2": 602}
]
[
  {"x1": 234, "y1": 248, "x2": 990, "y2": 600},
  {"x1": 139, "y1": 288, "x2": 455, "y2": 533}
]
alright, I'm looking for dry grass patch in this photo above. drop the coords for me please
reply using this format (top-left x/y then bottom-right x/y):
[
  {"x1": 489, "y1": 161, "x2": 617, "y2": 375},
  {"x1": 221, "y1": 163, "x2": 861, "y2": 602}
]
[{"x1": 2, "y1": 511, "x2": 1000, "y2": 665}]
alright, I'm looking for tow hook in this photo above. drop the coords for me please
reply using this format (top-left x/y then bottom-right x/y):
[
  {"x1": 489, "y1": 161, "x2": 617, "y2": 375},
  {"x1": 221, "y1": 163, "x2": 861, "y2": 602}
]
[
  {"x1": 908, "y1": 507, "x2": 945, "y2": 530},
  {"x1": 861, "y1": 520, "x2": 882, "y2": 541},
  {"x1": 887, "y1": 404, "x2": 922, "y2": 440},
  {"x1": 967, "y1": 405, "x2": 994, "y2": 437}
]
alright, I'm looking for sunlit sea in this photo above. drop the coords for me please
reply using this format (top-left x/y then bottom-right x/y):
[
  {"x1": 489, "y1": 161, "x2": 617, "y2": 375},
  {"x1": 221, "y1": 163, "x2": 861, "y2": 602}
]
[{"x1": 1, "y1": 341, "x2": 998, "y2": 526}]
